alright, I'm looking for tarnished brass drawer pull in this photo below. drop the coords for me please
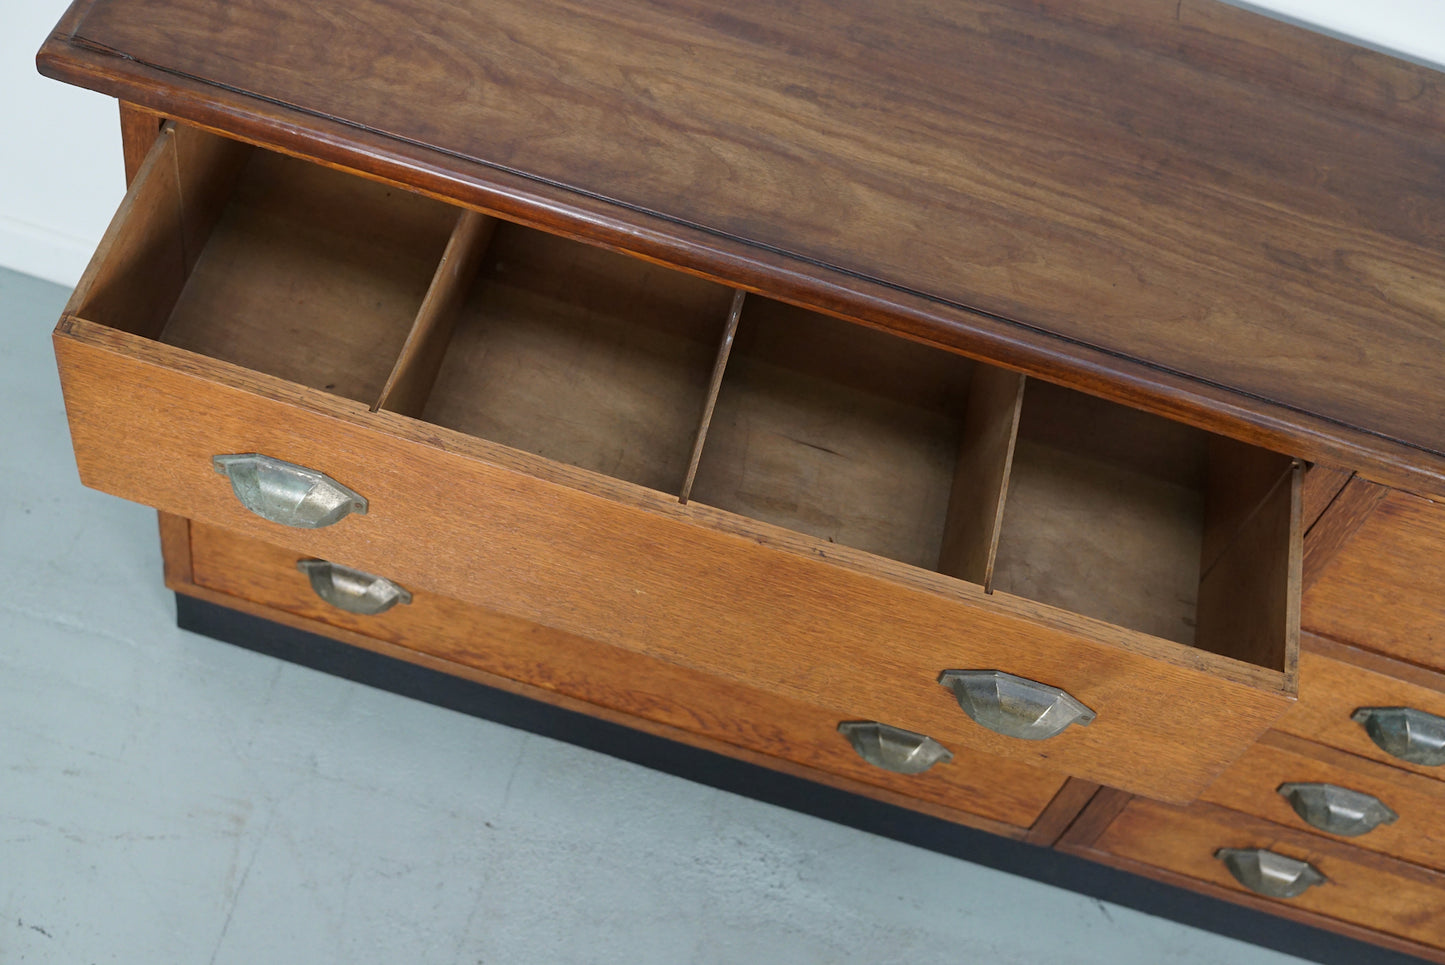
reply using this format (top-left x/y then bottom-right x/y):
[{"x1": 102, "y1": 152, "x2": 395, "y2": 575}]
[
  {"x1": 1216, "y1": 848, "x2": 1326, "y2": 899},
  {"x1": 297, "y1": 559, "x2": 412, "y2": 615},
  {"x1": 938, "y1": 670, "x2": 1094, "y2": 740},
  {"x1": 1277, "y1": 783, "x2": 1398, "y2": 838},
  {"x1": 837, "y1": 721, "x2": 953, "y2": 774},
  {"x1": 213, "y1": 453, "x2": 367, "y2": 528},
  {"x1": 1352, "y1": 707, "x2": 1445, "y2": 766}
]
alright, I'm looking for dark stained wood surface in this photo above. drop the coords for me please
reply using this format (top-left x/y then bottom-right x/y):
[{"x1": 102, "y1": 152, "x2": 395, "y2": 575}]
[{"x1": 36, "y1": 0, "x2": 1445, "y2": 497}]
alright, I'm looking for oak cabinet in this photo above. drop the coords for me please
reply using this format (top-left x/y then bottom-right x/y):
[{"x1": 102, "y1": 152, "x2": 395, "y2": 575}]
[{"x1": 37, "y1": 0, "x2": 1445, "y2": 959}]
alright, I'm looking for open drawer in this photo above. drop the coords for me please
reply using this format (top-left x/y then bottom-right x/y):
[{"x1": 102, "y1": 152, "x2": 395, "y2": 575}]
[{"x1": 53, "y1": 122, "x2": 1302, "y2": 802}]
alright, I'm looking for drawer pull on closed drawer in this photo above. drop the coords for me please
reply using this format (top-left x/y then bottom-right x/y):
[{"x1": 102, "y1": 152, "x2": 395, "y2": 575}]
[
  {"x1": 1215, "y1": 848, "x2": 1326, "y2": 899},
  {"x1": 1352, "y1": 707, "x2": 1445, "y2": 766},
  {"x1": 296, "y1": 560, "x2": 412, "y2": 615},
  {"x1": 836, "y1": 721, "x2": 953, "y2": 774},
  {"x1": 1276, "y1": 782, "x2": 1399, "y2": 837},
  {"x1": 213, "y1": 453, "x2": 368, "y2": 528},
  {"x1": 937, "y1": 670, "x2": 1095, "y2": 740}
]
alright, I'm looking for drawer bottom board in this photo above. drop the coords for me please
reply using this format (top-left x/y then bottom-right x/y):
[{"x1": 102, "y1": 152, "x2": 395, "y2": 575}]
[{"x1": 171, "y1": 590, "x2": 1427, "y2": 965}]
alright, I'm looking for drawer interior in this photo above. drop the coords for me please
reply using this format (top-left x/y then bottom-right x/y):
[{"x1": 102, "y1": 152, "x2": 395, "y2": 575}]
[
  {"x1": 401, "y1": 221, "x2": 735, "y2": 492},
  {"x1": 67, "y1": 122, "x2": 1299, "y2": 678},
  {"x1": 687, "y1": 297, "x2": 977, "y2": 569},
  {"x1": 996, "y1": 381, "x2": 1213, "y2": 645},
  {"x1": 75, "y1": 129, "x2": 457, "y2": 404}
]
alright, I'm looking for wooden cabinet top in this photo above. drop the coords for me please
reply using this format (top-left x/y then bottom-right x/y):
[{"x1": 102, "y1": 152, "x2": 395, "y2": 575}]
[{"x1": 38, "y1": 0, "x2": 1445, "y2": 497}]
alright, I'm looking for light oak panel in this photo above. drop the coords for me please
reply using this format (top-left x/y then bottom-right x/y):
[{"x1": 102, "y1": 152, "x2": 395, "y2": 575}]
[
  {"x1": 1085, "y1": 798, "x2": 1445, "y2": 953},
  {"x1": 1279, "y1": 639, "x2": 1445, "y2": 782},
  {"x1": 1202, "y1": 730, "x2": 1445, "y2": 872},
  {"x1": 1304, "y1": 490, "x2": 1445, "y2": 668},
  {"x1": 187, "y1": 519, "x2": 1068, "y2": 830},
  {"x1": 1203, "y1": 731, "x2": 1445, "y2": 872}
]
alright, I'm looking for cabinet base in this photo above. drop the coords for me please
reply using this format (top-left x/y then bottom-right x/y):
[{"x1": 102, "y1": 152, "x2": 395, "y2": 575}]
[{"x1": 175, "y1": 592, "x2": 1421, "y2": 965}]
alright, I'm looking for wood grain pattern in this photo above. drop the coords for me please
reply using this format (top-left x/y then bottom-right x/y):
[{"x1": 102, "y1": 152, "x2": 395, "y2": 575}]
[
  {"x1": 1062, "y1": 797, "x2": 1445, "y2": 963},
  {"x1": 990, "y1": 382, "x2": 1233, "y2": 648},
  {"x1": 156, "y1": 510, "x2": 191, "y2": 586},
  {"x1": 1021, "y1": 778, "x2": 1100, "y2": 847},
  {"x1": 1080, "y1": 797, "x2": 1445, "y2": 953},
  {"x1": 937, "y1": 366, "x2": 1024, "y2": 589},
  {"x1": 679, "y1": 289, "x2": 744, "y2": 504},
  {"x1": 1304, "y1": 490, "x2": 1445, "y2": 667},
  {"x1": 1055, "y1": 786, "x2": 1133, "y2": 851},
  {"x1": 1300, "y1": 474, "x2": 1388, "y2": 592},
  {"x1": 1301, "y1": 464, "x2": 1352, "y2": 533},
  {"x1": 118, "y1": 101, "x2": 162, "y2": 185},
  {"x1": 64, "y1": 121, "x2": 187, "y2": 337},
  {"x1": 158, "y1": 147, "x2": 456, "y2": 404},
  {"x1": 687, "y1": 296, "x2": 974, "y2": 568},
  {"x1": 52, "y1": 317, "x2": 1295, "y2": 801},
  {"x1": 1202, "y1": 730, "x2": 1445, "y2": 873},
  {"x1": 36, "y1": 0, "x2": 1445, "y2": 498},
  {"x1": 419, "y1": 220, "x2": 733, "y2": 494},
  {"x1": 1279, "y1": 636, "x2": 1445, "y2": 782},
  {"x1": 1195, "y1": 464, "x2": 1301, "y2": 683},
  {"x1": 376, "y1": 209, "x2": 497, "y2": 416},
  {"x1": 170, "y1": 123, "x2": 249, "y2": 277},
  {"x1": 1199, "y1": 439, "x2": 1293, "y2": 577},
  {"x1": 185, "y1": 519, "x2": 1067, "y2": 831}
]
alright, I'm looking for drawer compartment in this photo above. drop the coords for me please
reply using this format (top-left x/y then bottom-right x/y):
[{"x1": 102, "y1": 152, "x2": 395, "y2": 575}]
[
  {"x1": 1202, "y1": 731, "x2": 1445, "y2": 872},
  {"x1": 54, "y1": 122, "x2": 1302, "y2": 801},
  {"x1": 1068, "y1": 797, "x2": 1445, "y2": 955},
  {"x1": 184, "y1": 519, "x2": 1068, "y2": 832},
  {"x1": 1279, "y1": 636, "x2": 1445, "y2": 781},
  {"x1": 1305, "y1": 489, "x2": 1445, "y2": 670},
  {"x1": 75, "y1": 127, "x2": 458, "y2": 404},
  {"x1": 398, "y1": 217, "x2": 737, "y2": 492}
]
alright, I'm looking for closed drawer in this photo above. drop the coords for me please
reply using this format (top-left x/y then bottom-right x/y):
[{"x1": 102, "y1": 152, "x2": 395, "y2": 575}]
[
  {"x1": 54, "y1": 121, "x2": 1302, "y2": 801},
  {"x1": 1202, "y1": 731, "x2": 1445, "y2": 872},
  {"x1": 1071, "y1": 798, "x2": 1445, "y2": 955},
  {"x1": 184, "y1": 519, "x2": 1066, "y2": 833},
  {"x1": 1279, "y1": 637, "x2": 1445, "y2": 782},
  {"x1": 1305, "y1": 489, "x2": 1445, "y2": 669}
]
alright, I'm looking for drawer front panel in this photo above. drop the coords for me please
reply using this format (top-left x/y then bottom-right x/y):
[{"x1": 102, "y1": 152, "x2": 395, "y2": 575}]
[
  {"x1": 1280, "y1": 645, "x2": 1445, "y2": 782},
  {"x1": 186, "y1": 520, "x2": 1066, "y2": 830},
  {"x1": 1088, "y1": 798, "x2": 1445, "y2": 951},
  {"x1": 1305, "y1": 490, "x2": 1445, "y2": 669},
  {"x1": 55, "y1": 320, "x2": 1289, "y2": 801},
  {"x1": 1202, "y1": 732, "x2": 1445, "y2": 871}
]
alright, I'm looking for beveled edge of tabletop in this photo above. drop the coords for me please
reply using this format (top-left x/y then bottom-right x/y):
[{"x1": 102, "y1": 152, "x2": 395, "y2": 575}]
[{"x1": 34, "y1": 7, "x2": 1445, "y2": 501}]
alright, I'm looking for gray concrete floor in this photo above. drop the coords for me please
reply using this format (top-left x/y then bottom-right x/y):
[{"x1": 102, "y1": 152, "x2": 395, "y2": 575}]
[{"x1": 0, "y1": 264, "x2": 1312, "y2": 964}]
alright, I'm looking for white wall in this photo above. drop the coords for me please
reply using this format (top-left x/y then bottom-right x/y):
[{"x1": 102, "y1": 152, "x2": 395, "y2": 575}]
[
  {"x1": 2, "y1": 0, "x2": 126, "y2": 287},
  {"x1": 3, "y1": 0, "x2": 1443, "y2": 288}
]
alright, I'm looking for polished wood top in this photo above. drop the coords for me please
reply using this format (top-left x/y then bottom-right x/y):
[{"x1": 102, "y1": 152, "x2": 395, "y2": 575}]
[{"x1": 38, "y1": 0, "x2": 1445, "y2": 495}]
